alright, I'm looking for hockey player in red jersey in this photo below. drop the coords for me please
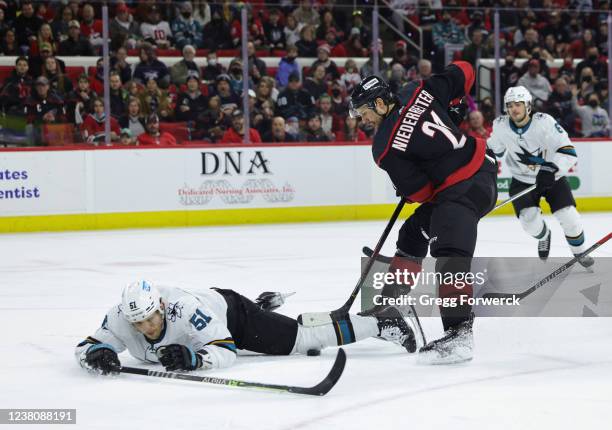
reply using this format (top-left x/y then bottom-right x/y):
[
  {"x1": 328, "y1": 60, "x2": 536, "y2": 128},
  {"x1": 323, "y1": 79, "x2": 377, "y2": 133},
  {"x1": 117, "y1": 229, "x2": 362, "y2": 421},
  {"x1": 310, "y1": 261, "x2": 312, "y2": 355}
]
[{"x1": 349, "y1": 61, "x2": 498, "y2": 364}]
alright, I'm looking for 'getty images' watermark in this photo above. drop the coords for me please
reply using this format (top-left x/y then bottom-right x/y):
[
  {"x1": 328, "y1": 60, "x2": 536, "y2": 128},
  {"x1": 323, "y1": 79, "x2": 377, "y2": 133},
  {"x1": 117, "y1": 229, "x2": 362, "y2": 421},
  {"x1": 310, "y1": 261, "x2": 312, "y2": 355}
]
[{"x1": 371, "y1": 269, "x2": 487, "y2": 290}]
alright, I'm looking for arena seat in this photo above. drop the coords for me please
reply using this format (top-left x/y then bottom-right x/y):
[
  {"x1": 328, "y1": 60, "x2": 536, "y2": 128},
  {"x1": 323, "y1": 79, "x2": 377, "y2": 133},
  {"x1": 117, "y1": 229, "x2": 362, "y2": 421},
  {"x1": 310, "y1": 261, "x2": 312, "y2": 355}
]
[
  {"x1": 65, "y1": 66, "x2": 86, "y2": 84},
  {"x1": 159, "y1": 122, "x2": 190, "y2": 143},
  {"x1": 217, "y1": 49, "x2": 240, "y2": 57},
  {"x1": 157, "y1": 49, "x2": 182, "y2": 57},
  {"x1": 0, "y1": 65, "x2": 14, "y2": 84},
  {"x1": 42, "y1": 123, "x2": 76, "y2": 146}
]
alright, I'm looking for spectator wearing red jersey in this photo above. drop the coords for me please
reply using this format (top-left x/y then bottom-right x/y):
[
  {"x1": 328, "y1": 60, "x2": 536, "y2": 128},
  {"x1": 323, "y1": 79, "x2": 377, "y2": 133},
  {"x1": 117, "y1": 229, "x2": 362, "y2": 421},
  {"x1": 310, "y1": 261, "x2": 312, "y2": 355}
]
[
  {"x1": 80, "y1": 3, "x2": 103, "y2": 52},
  {"x1": 82, "y1": 98, "x2": 121, "y2": 144},
  {"x1": 221, "y1": 109, "x2": 262, "y2": 144},
  {"x1": 137, "y1": 114, "x2": 177, "y2": 146},
  {"x1": 311, "y1": 43, "x2": 340, "y2": 81}
]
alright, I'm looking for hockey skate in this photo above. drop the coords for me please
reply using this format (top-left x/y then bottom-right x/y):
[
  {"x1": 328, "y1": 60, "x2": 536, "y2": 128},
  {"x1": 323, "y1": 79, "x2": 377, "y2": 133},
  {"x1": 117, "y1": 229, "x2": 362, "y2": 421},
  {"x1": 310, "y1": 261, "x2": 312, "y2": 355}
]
[
  {"x1": 538, "y1": 229, "x2": 551, "y2": 260},
  {"x1": 374, "y1": 306, "x2": 418, "y2": 353},
  {"x1": 575, "y1": 253, "x2": 595, "y2": 269},
  {"x1": 417, "y1": 317, "x2": 473, "y2": 365}
]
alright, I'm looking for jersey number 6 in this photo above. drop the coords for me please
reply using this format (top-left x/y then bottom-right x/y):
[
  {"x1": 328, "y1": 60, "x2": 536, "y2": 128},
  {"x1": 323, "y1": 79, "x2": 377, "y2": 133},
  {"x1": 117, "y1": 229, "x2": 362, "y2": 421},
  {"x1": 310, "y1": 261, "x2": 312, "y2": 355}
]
[
  {"x1": 421, "y1": 110, "x2": 466, "y2": 149},
  {"x1": 190, "y1": 309, "x2": 212, "y2": 331}
]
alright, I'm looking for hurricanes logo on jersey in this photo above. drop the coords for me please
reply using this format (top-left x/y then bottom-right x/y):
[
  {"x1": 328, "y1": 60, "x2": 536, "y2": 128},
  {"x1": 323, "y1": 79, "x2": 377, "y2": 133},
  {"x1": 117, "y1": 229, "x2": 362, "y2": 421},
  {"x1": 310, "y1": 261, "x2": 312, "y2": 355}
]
[{"x1": 515, "y1": 145, "x2": 545, "y2": 171}]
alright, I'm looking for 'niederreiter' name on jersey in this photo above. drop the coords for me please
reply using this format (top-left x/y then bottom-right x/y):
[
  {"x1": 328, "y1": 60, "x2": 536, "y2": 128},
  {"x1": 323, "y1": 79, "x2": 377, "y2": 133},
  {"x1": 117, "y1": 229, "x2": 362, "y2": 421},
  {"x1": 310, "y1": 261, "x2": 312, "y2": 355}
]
[{"x1": 392, "y1": 89, "x2": 435, "y2": 151}]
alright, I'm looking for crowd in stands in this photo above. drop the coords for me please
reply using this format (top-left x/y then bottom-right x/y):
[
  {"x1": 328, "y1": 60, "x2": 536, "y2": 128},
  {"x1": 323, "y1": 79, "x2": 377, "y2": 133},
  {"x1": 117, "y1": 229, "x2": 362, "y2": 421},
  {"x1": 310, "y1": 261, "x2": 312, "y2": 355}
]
[{"x1": 0, "y1": 0, "x2": 611, "y2": 146}]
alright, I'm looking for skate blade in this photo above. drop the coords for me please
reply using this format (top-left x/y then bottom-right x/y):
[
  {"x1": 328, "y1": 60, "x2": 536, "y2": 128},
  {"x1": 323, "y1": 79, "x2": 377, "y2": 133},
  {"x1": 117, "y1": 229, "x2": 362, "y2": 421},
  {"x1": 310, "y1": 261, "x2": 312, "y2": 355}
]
[{"x1": 417, "y1": 345, "x2": 473, "y2": 365}]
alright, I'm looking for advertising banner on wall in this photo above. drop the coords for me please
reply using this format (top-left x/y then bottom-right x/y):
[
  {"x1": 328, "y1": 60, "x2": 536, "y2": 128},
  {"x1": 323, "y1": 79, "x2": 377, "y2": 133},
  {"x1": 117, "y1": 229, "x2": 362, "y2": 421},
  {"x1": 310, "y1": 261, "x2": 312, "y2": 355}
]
[
  {"x1": 0, "y1": 141, "x2": 610, "y2": 218},
  {"x1": 90, "y1": 146, "x2": 388, "y2": 214},
  {"x1": 0, "y1": 151, "x2": 87, "y2": 215}
]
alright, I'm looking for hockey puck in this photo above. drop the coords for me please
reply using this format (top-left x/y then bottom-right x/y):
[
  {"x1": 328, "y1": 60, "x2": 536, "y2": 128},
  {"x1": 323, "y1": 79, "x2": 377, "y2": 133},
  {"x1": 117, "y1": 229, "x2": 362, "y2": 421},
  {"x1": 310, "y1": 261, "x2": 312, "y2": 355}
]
[{"x1": 307, "y1": 349, "x2": 321, "y2": 356}]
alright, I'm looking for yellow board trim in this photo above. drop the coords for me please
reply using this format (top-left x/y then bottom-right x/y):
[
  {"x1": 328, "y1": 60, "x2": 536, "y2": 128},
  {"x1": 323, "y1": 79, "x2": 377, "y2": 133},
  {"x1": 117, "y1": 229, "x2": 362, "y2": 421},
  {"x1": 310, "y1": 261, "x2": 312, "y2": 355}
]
[{"x1": 1, "y1": 197, "x2": 611, "y2": 233}]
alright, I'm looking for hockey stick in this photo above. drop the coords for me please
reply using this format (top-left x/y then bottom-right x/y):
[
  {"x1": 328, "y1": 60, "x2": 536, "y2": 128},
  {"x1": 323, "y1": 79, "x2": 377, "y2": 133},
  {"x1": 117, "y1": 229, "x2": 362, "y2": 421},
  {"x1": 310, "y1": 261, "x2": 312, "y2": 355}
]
[
  {"x1": 298, "y1": 186, "x2": 536, "y2": 327},
  {"x1": 298, "y1": 199, "x2": 406, "y2": 327},
  {"x1": 118, "y1": 348, "x2": 346, "y2": 396},
  {"x1": 482, "y1": 232, "x2": 611, "y2": 301},
  {"x1": 360, "y1": 184, "x2": 539, "y2": 260}
]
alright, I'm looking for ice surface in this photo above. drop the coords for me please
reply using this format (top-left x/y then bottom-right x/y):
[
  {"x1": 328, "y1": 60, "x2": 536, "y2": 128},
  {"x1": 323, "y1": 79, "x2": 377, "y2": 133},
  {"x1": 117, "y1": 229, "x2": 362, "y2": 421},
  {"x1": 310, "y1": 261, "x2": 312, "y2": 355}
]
[{"x1": 0, "y1": 213, "x2": 610, "y2": 429}]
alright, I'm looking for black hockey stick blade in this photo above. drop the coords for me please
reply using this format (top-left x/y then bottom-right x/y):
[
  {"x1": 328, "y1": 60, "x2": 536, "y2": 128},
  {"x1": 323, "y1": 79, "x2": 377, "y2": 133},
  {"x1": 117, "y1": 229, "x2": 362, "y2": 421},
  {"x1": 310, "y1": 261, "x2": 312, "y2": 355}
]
[
  {"x1": 119, "y1": 348, "x2": 346, "y2": 396},
  {"x1": 482, "y1": 232, "x2": 611, "y2": 301},
  {"x1": 362, "y1": 246, "x2": 393, "y2": 264}
]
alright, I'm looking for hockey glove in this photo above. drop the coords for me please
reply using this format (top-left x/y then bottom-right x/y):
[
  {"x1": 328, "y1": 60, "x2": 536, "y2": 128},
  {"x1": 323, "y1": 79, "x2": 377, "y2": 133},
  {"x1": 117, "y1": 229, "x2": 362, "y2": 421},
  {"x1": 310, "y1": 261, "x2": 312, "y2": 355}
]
[
  {"x1": 157, "y1": 344, "x2": 209, "y2": 371},
  {"x1": 536, "y1": 161, "x2": 559, "y2": 193},
  {"x1": 255, "y1": 291, "x2": 295, "y2": 312},
  {"x1": 448, "y1": 97, "x2": 467, "y2": 126},
  {"x1": 84, "y1": 344, "x2": 120, "y2": 375}
]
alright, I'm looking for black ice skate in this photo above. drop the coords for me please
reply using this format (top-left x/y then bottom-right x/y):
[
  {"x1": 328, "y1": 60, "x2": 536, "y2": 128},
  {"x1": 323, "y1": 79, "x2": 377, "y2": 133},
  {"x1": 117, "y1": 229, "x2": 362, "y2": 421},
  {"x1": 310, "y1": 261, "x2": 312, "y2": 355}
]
[
  {"x1": 575, "y1": 253, "x2": 595, "y2": 269},
  {"x1": 417, "y1": 318, "x2": 473, "y2": 365},
  {"x1": 538, "y1": 229, "x2": 551, "y2": 260},
  {"x1": 375, "y1": 306, "x2": 417, "y2": 353}
]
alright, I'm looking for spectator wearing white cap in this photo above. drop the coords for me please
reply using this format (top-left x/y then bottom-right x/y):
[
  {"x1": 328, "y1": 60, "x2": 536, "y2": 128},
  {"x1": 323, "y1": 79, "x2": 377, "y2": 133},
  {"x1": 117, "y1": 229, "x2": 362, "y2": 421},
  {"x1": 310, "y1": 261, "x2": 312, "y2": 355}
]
[
  {"x1": 310, "y1": 43, "x2": 340, "y2": 81},
  {"x1": 58, "y1": 20, "x2": 94, "y2": 56},
  {"x1": 170, "y1": 45, "x2": 200, "y2": 86}
]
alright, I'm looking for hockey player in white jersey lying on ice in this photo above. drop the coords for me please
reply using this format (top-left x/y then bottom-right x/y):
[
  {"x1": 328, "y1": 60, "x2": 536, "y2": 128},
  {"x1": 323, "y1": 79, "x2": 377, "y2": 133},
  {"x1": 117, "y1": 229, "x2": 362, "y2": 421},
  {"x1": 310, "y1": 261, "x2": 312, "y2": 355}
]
[
  {"x1": 75, "y1": 281, "x2": 417, "y2": 375},
  {"x1": 487, "y1": 85, "x2": 594, "y2": 268}
]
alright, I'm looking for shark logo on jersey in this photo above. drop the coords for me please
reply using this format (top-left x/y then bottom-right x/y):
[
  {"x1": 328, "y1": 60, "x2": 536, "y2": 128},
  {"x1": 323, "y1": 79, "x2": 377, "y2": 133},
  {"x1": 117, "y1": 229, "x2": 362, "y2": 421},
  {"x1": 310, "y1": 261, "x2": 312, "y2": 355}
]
[
  {"x1": 167, "y1": 302, "x2": 184, "y2": 322},
  {"x1": 515, "y1": 145, "x2": 545, "y2": 170}
]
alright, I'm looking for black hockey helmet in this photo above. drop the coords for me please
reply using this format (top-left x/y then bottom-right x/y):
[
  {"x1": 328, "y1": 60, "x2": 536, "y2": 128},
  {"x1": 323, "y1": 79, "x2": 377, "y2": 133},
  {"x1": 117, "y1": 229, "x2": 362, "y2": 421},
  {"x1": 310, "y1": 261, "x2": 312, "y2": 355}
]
[{"x1": 348, "y1": 75, "x2": 393, "y2": 118}]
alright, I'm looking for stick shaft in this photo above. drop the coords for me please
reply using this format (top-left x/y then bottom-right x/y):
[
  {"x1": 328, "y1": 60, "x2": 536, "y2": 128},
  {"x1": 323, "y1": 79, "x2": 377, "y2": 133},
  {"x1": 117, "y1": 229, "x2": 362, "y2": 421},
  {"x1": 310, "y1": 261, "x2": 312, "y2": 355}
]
[
  {"x1": 483, "y1": 232, "x2": 611, "y2": 300},
  {"x1": 493, "y1": 184, "x2": 536, "y2": 211},
  {"x1": 331, "y1": 199, "x2": 406, "y2": 317}
]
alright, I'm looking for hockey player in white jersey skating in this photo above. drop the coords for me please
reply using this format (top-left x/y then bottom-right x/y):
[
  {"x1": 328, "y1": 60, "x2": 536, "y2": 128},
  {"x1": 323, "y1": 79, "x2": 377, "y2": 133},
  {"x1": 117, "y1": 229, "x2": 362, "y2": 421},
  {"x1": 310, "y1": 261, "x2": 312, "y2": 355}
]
[
  {"x1": 487, "y1": 86, "x2": 593, "y2": 267},
  {"x1": 76, "y1": 281, "x2": 418, "y2": 375}
]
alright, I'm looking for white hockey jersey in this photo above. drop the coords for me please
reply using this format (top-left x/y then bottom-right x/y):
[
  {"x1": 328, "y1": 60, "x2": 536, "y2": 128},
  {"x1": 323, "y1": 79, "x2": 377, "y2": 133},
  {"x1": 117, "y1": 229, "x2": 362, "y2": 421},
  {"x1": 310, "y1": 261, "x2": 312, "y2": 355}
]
[
  {"x1": 140, "y1": 21, "x2": 173, "y2": 44},
  {"x1": 75, "y1": 286, "x2": 236, "y2": 369},
  {"x1": 487, "y1": 112, "x2": 577, "y2": 184}
]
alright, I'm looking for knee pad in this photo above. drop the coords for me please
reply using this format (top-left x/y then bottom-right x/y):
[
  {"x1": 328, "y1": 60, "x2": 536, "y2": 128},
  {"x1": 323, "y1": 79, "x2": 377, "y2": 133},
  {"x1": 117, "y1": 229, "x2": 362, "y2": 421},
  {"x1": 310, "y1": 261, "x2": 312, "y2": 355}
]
[
  {"x1": 554, "y1": 206, "x2": 582, "y2": 237},
  {"x1": 397, "y1": 217, "x2": 429, "y2": 258},
  {"x1": 519, "y1": 207, "x2": 547, "y2": 238},
  {"x1": 554, "y1": 206, "x2": 585, "y2": 250}
]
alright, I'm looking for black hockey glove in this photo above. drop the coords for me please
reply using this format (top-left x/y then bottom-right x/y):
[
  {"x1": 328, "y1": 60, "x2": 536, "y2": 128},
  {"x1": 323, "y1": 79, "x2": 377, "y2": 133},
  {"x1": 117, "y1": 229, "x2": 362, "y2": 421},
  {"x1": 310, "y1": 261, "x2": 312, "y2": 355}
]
[
  {"x1": 157, "y1": 344, "x2": 204, "y2": 371},
  {"x1": 255, "y1": 291, "x2": 295, "y2": 312},
  {"x1": 447, "y1": 97, "x2": 467, "y2": 126},
  {"x1": 536, "y1": 161, "x2": 559, "y2": 193},
  {"x1": 85, "y1": 344, "x2": 120, "y2": 375}
]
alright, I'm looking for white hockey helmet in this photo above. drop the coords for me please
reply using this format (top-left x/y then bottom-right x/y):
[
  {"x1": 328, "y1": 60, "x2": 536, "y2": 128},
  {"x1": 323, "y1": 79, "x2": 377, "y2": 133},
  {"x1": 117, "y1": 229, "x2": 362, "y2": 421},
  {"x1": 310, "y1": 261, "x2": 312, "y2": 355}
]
[
  {"x1": 121, "y1": 280, "x2": 162, "y2": 323},
  {"x1": 504, "y1": 86, "x2": 533, "y2": 114}
]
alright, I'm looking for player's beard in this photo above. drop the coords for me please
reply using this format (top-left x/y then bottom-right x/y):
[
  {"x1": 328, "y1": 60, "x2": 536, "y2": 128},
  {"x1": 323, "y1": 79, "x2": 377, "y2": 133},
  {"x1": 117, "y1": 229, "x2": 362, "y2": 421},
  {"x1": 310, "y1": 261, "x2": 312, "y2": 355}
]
[{"x1": 511, "y1": 111, "x2": 528, "y2": 126}]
